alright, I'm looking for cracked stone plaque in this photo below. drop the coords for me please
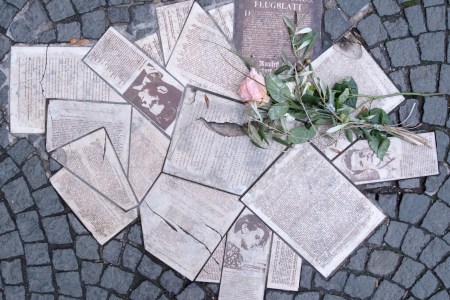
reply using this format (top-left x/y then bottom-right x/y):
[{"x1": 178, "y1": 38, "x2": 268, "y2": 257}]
[
  {"x1": 46, "y1": 99, "x2": 132, "y2": 172},
  {"x1": 242, "y1": 143, "x2": 386, "y2": 278},
  {"x1": 140, "y1": 173, "x2": 243, "y2": 280},
  {"x1": 9, "y1": 46, "x2": 126, "y2": 134},
  {"x1": 50, "y1": 168, "x2": 138, "y2": 245},
  {"x1": 128, "y1": 108, "x2": 170, "y2": 202},
  {"x1": 164, "y1": 86, "x2": 284, "y2": 195},
  {"x1": 333, "y1": 132, "x2": 439, "y2": 185},
  {"x1": 51, "y1": 128, "x2": 138, "y2": 211}
]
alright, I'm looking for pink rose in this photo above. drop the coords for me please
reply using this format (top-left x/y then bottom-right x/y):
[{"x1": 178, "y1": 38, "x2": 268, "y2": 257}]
[{"x1": 238, "y1": 68, "x2": 270, "y2": 105}]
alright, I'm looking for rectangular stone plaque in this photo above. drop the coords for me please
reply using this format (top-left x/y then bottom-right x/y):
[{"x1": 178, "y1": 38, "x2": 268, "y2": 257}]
[
  {"x1": 208, "y1": 2, "x2": 234, "y2": 41},
  {"x1": 135, "y1": 33, "x2": 165, "y2": 66}
]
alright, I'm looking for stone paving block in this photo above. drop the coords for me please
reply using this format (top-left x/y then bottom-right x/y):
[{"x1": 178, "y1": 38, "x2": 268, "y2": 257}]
[
  {"x1": 7, "y1": 139, "x2": 34, "y2": 165},
  {"x1": 81, "y1": 10, "x2": 106, "y2": 39},
  {"x1": 324, "y1": 7, "x2": 351, "y2": 40},
  {"x1": 0, "y1": 231, "x2": 24, "y2": 259},
  {"x1": 28, "y1": 266, "x2": 54, "y2": 293},
  {"x1": 67, "y1": 213, "x2": 88, "y2": 235},
  {"x1": 130, "y1": 281, "x2": 162, "y2": 300},
  {"x1": 300, "y1": 265, "x2": 314, "y2": 289},
  {"x1": 411, "y1": 64, "x2": 439, "y2": 93},
  {"x1": 336, "y1": 0, "x2": 370, "y2": 16},
  {"x1": 378, "y1": 194, "x2": 397, "y2": 218},
  {"x1": 314, "y1": 271, "x2": 347, "y2": 292},
  {"x1": 444, "y1": 232, "x2": 450, "y2": 245},
  {"x1": 76, "y1": 235, "x2": 99, "y2": 260},
  {"x1": 266, "y1": 291, "x2": 294, "y2": 300},
  {"x1": 370, "y1": 47, "x2": 389, "y2": 69},
  {"x1": 435, "y1": 256, "x2": 450, "y2": 288},
  {"x1": 4, "y1": 286, "x2": 25, "y2": 300},
  {"x1": 419, "y1": 237, "x2": 450, "y2": 268},
  {"x1": 346, "y1": 247, "x2": 368, "y2": 271},
  {"x1": 357, "y1": 14, "x2": 388, "y2": 46},
  {"x1": 386, "y1": 38, "x2": 420, "y2": 67},
  {"x1": 53, "y1": 249, "x2": 78, "y2": 271},
  {"x1": 0, "y1": 1, "x2": 17, "y2": 30},
  {"x1": 438, "y1": 177, "x2": 450, "y2": 205},
  {"x1": 127, "y1": 224, "x2": 142, "y2": 245},
  {"x1": 23, "y1": 156, "x2": 48, "y2": 190},
  {"x1": 56, "y1": 22, "x2": 81, "y2": 42},
  {"x1": 46, "y1": 0, "x2": 75, "y2": 22},
  {"x1": 55, "y1": 272, "x2": 83, "y2": 298},
  {"x1": 439, "y1": 64, "x2": 450, "y2": 95},
  {"x1": 160, "y1": 270, "x2": 184, "y2": 294},
  {"x1": 102, "y1": 240, "x2": 122, "y2": 264},
  {"x1": 109, "y1": 0, "x2": 131, "y2": 4},
  {"x1": 419, "y1": 32, "x2": 446, "y2": 62},
  {"x1": 8, "y1": 0, "x2": 50, "y2": 42},
  {"x1": 138, "y1": 255, "x2": 163, "y2": 280},
  {"x1": 384, "y1": 17, "x2": 409, "y2": 38},
  {"x1": 108, "y1": 6, "x2": 130, "y2": 23},
  {"x1": 29, "y1": 293, "x2": 55, "y2": 300},
  {"x1": 130, "y1": 2, "x2": 156, "y2": 25},
  {"x1": 122, "y1": 243, "x2": 142, "y2": 271},
  {"x1": 389, "y1": 70, "x2": 408, "y2": 92},
  {"x1": 402, "y1": 227, "x2": 431, "y2": 258},
  {"x1": 393, "y1": 257, "x2": 425, "y2": 288},
  {"x1": 372, "y1": 280, "x2": 405, "y2": 300},
  {"x1": 384, "y1": 221, "x2": 408, "y2": 248},
  {"x1": 0, "y1": 157, "x2": 19, "y2": 187},
  {"x1": 16, "y1": 211, "x2": 45, "y2": 242},
  {"x1": 426, "y1": 6, "x2": 447, "y2": 31},
  {"x1": 0, "y1": 34, "x2": 11, "y2": 61},
  {"x1": 24, "y1": 243, "x2": 50, "y2": 266},
  {"x1": 178, "y1": 284, "x2": 205, "y2": 300},
  {"x1": 367, "y1": 223, "x2": 387, "y2": 245},
  {"x1": 373, "y1": 0, "x2": 400, "y2": 16},
  {"x1": 0, "y1": 84, "x2": 8, "y2": 108},
  {"x1": 49, "y1": 158, "x2": 61, "y2": 172},
  {"x1": 436, "y1": 131, "x2": 449, "y2": 162},
  {"x1": 36, "y1": 28, "x2": 56, "y2": 43},
  {"x1": 323, "y1": 296, "x2": 345, "y2": 300},
  {"x1": 0, "y1": 202, "x2": 16, "y2": 234},
  {"x1": 0, "y1": 69, "x2": 6, "y2": 87},
  {"x1": 399, "y1": 178, "x2": 421, "y2": 190},
  {"x1": 0, "y1": 123, "x2": 14, "y2": 148},
  {"x1": 405, "y1": 5, "x2": 427, "y2": 36},
  {"x1": 32, "y1": 186, "x2": 65, "y2": 217},
  {"x1": 367, "y1": 250, "x2": 400, "y2": 275},
  {"x1": 42, "y1": 215, "x2": 73, "y2": 244},
  {"x1": 1, "y1": 259, "x2": 23, "y2": 284},
  {"x1": 100, "y1": 266, "x2": 134, "y2": 294},
  {"x1": 426, "y1": 163, "x2": 449, "y2": 195},
  {"x1": 411, "y1": 270, "x2": 439, "y2": 299},
  {"x1": 423, "y1": 0, "x2": 445, "y2": 6},
  {"x1": 2, "y1": 177, "x2": 34, "y2": 213},
  {"x1": 430, "y1": 290, "x2": 450, "y2": 300},
  {"x1": 344, "y1": 274, "x2": 376, "y2": 299},
  {"x1": 81, "y1": 261, "x2": 103, "y2": 285},
  {"x1": 72, "y1": 0, "x2": 105, "y2": 14},
  {"x1": 86, "y1": 286, "x2": 108, "y2": 300},
  {"x1": 6, "y1": 0, "x2": 27, "y2": 9},
  {"x1": 422, "y1": 201, "x2": 450, "y2": 235},
  {"x1": 399, "y1": 194, "x2": 430, "y2": 224},
  {"x1": 422, "y1": 96, "x2": 448, "y2": 126}
]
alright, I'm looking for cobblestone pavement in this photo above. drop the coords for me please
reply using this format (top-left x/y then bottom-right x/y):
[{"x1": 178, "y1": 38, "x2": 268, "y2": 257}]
[{"x1": 0, "y1": 0, "x2": 449, "y2": 299}]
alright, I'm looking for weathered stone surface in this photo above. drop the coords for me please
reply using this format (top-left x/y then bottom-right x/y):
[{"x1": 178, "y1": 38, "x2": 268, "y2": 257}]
[
  {"x1": 399, "y1": 178, "x2": 421, "y2": 190},
  {"x1": 1, "y1": 259, "x2": 23, "y2": 284},
  {"x1": 323, "y1": 296, "x2": 345, "y2": 300},
  {"x1": 367, "y1": 223, "x2": 387, "y2": 245},
  {"x1": 81, "y1": 261, "x2": 103, "y2": 285},
  {"x1": 405, "y1": 6, "x2": 427, "y2": 36},
  {"x1": 314, "y1": 271, "x2": 347, "y2": 292},
  {"x1": 439, "y1": 64, "x2": 450, "y2": 95},
  {"x1": 24, "y1": 243, "x2": 50, "y2": 266},
  {"x1": 0, "y1": 85, "x2": 8, "y2": 108},
  {"x1": 100, "y1": 266, "x2": 134, "y2": 294},
  {"x1": 422, "y1": 201, "x2": 450, "y2": 235},
  {"x1": 53, "y1": 249, "x2": 78, "y2": 271},
  {"x1": 0, "y1": 33, "x2": 11, "y2": 61},
  {"x1": 49, "y1": 158, "x2": 61, "y2": 172},
  {"x1": 344, "y1": 274, "x2": 376, "y2": 299},
  {"x1": 300, "y1": 265, "x2": 314, "y2": 289},
  {"x1": 42, "y1": 215, "x2": 72, "y2": 244},
  {"x1": 102, "y1": 240, "x2": 122, "y2": 264},
  {"x1": 324, "y1": 7, "x2": 351, "y2": 40},
  {"x1": 109, "y1": 0, "x2": 131, "y2": 4},
  {"x1": 7, "y1": 139, "x2": 34, "y2": 165},
  {"x1": 6, "y1": 0, "x2": 27, "y2": 9},
  {"x1": 0, "y1": 202, "x2": 16, "y2": 234},
  {"x1": 373, "y1": 0, "x2": 400, "y2": 16},
  {"x1": 295, "y1": 292, "x2": 319, "y2": 300},
  {"x1": 81, "y1": 10, "x2": 106, "y2": 39},
  {"x1": 378, "y1": 194, "x2": 397, "y2": 218},
  {"x1": 411, "y1": 271, "x2": 439, "y2": 299},
  {"x1": 389, "y1": 70, "x2": 408, "y2": 92},
  {"x1": 430, "y1": 291, "x2": 450, "y2": 300},
  {"x1": 0, "y1": 231, "x2": 24, "y2": 259},
  {"x1": 435, "y1": 257, "x2": 450, "y2": 288},
  {"x1": 423, "y1": 96, "x2": 448, "y2": 126},
  {"x1": 178, "y1": 284, "x2": 205, "y2": 300},
  {"x1": 393, "y1": 257, "x2": 425, "y2": 288},
  {"x1": 108, "y1": 6, "x2": 130, "y2": 23},
  {"x1": 426, "y1": 6, "x2": 446, "y2": 31},
  {"x1": 56, "y1": 22, "x2": 81, "y2": 42},
  {"x1": 127, "y1": 224, "x2": 142, "y2": 245},
  {"x1": 72, "y1": 0, "x2": 105, "y2": 14},
  {"x1": 370, "y1": 47, "x2": 389, "y2": 69},
  {"x1": 357, "y1": 14, "x2": 388, "y2": 46},
  {"x1": 367, "y1": 250, "x2": 400, "y2": 275},
  {"x1": 372, "y1": 280, "x2": 405, "y2": 300},
  {"x1": 122, "y1": 244, "x2": 142, "y2": 271},
  {"x1": 384, "y1": 221, "x2": 408, "y2": 248},
  {"x1": 384, "y1": 18, "x2": 409, "y2": 38},
  {"x1": 28, "y1": 266, "x2": 54, "y2": 293},
  {"x1": 56, "y1": 272, "x2": 83, "y2": 298},
  {"x1": 426, "y1": 163, "x2": 450, "y2": 195},
  {"x1": 4, "y1": 286, "x2": 25, "y2": 300},
  {"x1": 438, "y1": 177, "x2": 450, "y2": 205},
  {"x1": 32, "y1": 186, "x2": 64, "y2": 217},
  {"x1": 0, "y1": 123, "x2": 14, "y2": 148},
  {"x1": 419, "y1": 32, "x2": 446, "y2": 62},
  {"x1": 386, "y1": 38, "x2": 420, "y2": 67},
  {"x1": 23, "y1": 155, "x2": 47, "y2": 190},
  {"x1": 130, "y1": 281, "x2": 162, "y2": 300},
  {"x1": 402, "y1": 227, "x2": 431, "y2": 258},
  {"x1": 436, "y1": 130, "x2": 449, "y2": 162},
  {"x1": 347, "y1": 247, "x2": 368, "y2": 271},
  {"x1": 138, "y1": 255, "x2": 162, "y2": 280},
  {"x1": 86, "y1": 286, "x2": 108, "y2": 300},
  {"x1": 336, "y1": 0, "x2": 370, "y2": 16},
  {"x1": 2, "y1": 177, "x2": 34, "y2": 213},
  {"x1": 46, "y1": 0, "x2": 75, "y2": 22},
  {"x1": 67, "y1": 213, "x2": 88, "y2": 235},
  {"x1": 419, "y1": 238, "x2": 450, "y2": 268},
  {"x1": 76, "y1": 235, "x2": 100, "y2": 260},
  {"x1": 399, "y1": 194, "x2": 431, "y2": 224},
  {"x1": 411, "y1": 65, "x2": 438, "y2": 93},
  {"x1": 16, "y1": 211, "x2": 45, "y2": 242},
  {"x1": 160, "y1": 270, "x2": 184, "y2": 294},
  {"x1": 423, "y1": 0, "x2": 445, "y2": 6}
]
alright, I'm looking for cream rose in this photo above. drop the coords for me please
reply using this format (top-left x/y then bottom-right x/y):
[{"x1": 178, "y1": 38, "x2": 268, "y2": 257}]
[{"x1": 238, "y1": 68, "x2": 270, "y2": 105}]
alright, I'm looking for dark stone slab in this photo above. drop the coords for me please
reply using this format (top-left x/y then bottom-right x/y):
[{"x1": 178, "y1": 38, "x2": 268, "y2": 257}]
[
  {"x1": 102, "y1": 240, "x2": 122, "y2": 264},
  {"x1": 389, "y1": 70, "x2": 408, "y2": 92},
  {"x1": 28, "y1": 266, "x2": 54, "y2": 293},
  {"x1": 81, "y1": 10, "x2": 106, "y2": 39},
  {"x1": 314, "y1": 271, "x2": 347, "y2": 292},
  {"x1": 439, "y1": 64, "x2": 450, "y2": 95},
  {"x1": 419, "y1": 237, "x2": 450, "y2": 268},
  {"x1": 0, "y1": 158, "x2": 20, "y2": 188},
  {"x1": 438, "y1": 177, "x2": 450, "y2": 205},
  {"x1": 24, "y1": 243, "x2": 50, "y2": 266},
  {"x1": 72, "y1": 0, "x2": 105, "y2": 14},
  {"x1": 178, "y1": 284, "x2": 205, "y2": 300},
  {"x1": 393, "y1": 257, "x2": 425, "y2": 288},
  {"x1": 160, "y1": 270, "x2": 184, "y2": 294},
  {"x1": 357, "y1": 14, "x2": 388, "y2": 46},
  {"x1": 138, "y1": 255, "x2": 163, "y2": 280},
  {"x1": 372, "y1": 0, "x2": 400, "y2": 16},
  {"x1": 383, "y1": 17, "x2": 409, "y2": 38},
  {"x1": 300, "y1": 265, "x2": 314, "y2": 289},
  {"x1": 57, "y1": 22, "x2": 81, "y2": 42},
  {"x1": 53, "y1": 249, "x2": 78, "y2": 271},
  {"x1": 372, "y1": 281, "x2": 405, "y2": 300},
  {"x1": 86, "y1": 286, "x2": 108, "y2": 300},
  {"x1": 423, "y1": 96, "x2": 448, "y2": 126},
  {"x1": 32, "y1": 186, "x2": 64, "y2": 217},
  {"x1": 67, "y1": 213, "x2": 88, "y2": 235},
  {"x1": 426, "y1": 6, "x2": 446, "y2": 31},
  {"x1": 0, "y1": 202, "x2": 16, "y2": 234},
  {"x1": 399, "y1": 193, "x2": 430, "y2": 224},
  {"x1": 426, "y1": 164, "x2": 450, "y2": 195},
  {"x1": 16, "y1": 211, "x2": 45, "y2": 242},
  {"x1": 324, "y1": 7, "x2": 351, "y2": 40},
  {"x1": 336, "y1": 0, "x2": 370, "y2": 16},
  {"x1": 402, "y1": 227, "x2": 431, "y2": 259},
  {"x1": 122, "y1": 243, "x2": 142, "y2": 271},
  {"x1": 4, "y1": 286, "x2": 25, "y2": 300},
  {"x1": 100, "y1": 266, "x2": 134, "y2": 294},
  {"x1": 76, "y1": 235, "x2": 100, "y2": 260},
  {"x1": 367, "y1": 250, "x2": 400, "y2": 276},
  {"x1": 42, "y1": 215, "x2": 73, "y2": 244},
  {"x1": 0, "y1": 33, "x2": 11, "y2": 62},
  {"x1": 0, "y1": 1, "x2": 18, "y2": 30},
  {"x1": 55, "y1": 272, "x2": 83, "y2": 298},
  {"x1": 384, "y1": 221, "x2": 408, "y2": 248},
  {"x1": 435, "y1": 257, "x2": 450, "y2": 288},
  {"x1": 386, "y1": 38, "x2": 420, "y2": 67},
  {"x1": 46, "y1": 0, "x2": 76, "y2": 22},
  {"x1": 130, "y1": 281, "x2": 162, "y2": 300},
  {"x1": 378, "y1": 194, "x2": 397, "y2": 218},
  {"x1": 344, "y1": 274, "x2": 376, "y2": 299},
  {"x1": 2, "y1": 177, "x2": 35, "y2": 213},
  {"x1": 419, "y1": 32, "x2": 446, "y2": 62},
  {"x1": 411, "y1": 270, "x2": 439, "y2": 299},
  {"x1": 346, "y1": 247, "x2": 367, "y2": 271},
  {"x1": 8, "y1": 139, "x2": 34, "y2": 165},
  {"x1": 81, "y1": 261, "x2": 103, "y2": 285},
  {"x1": 127, "y1": 224, "x2": 142, "y2": 245},
  {"x1": 370, "y1": 47, "x2": 389, "y2": 69},
  {"x1": 108, "y1": 6, "x2": 130, "y2": 23},
  {"x1": 422, "y1": 201, "x2": 450, "y2": 235},
  {"x1": 23, "y1": 155, "x2": 47, "y2": 190},
  {"x1": 405, "y1": 5, "x2": 427, "y2": 36},
  {"x1": 1, "y1": 259, "x2": 23, "y2": 284}
]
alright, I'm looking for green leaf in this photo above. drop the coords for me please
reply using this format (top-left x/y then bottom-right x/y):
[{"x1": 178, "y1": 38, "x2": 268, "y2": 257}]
[
  {"x1": 345, "y1": 77, "x2": 358, "y2": 108},
  {"x1": 367, "y1": 108, "x2": 391, "y2": 125},
  {"x1": 287, "y1": 125, "x2": 316, "y2": 144},
  {"x1": 345, "y1": 129, "x2": 353, "y2": 142},
  {"x1": 272, "y1": 135, "x2": 291, "y2": 146},
  {"x1": 377, "y1": 136, "x2": 391, "y2": 160},
  {"x1": 248, "y1": 122, "x2": 265, "y2": 148},
  {"x1": 258, "y1": 124, "x2": 270, "y2": 145},
  {"x1": 301, "y1": 94, "x2": 320, "y2": 106},
  {"x1": 268, "y1": 103, "x2": 289, "y2": 120},
  {"x1": 283, "y1": 17, "x2": 296, "y2": 35},
  {"x1": 265, "y1": 73, "x2": 291, "y2": 103},
  {"x1": 326, "y1": 124, "x2": 347, "y2": 134},
  {"x1": 273, "y1": 64, "x2": 291, "y2": 75},
  {"x1": 338, "y1": 88, "x2": 350, "y2": 104}
]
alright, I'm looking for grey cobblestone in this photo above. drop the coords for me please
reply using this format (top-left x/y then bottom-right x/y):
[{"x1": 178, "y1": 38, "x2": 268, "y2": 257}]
[
  {"x1": 383, "y1": 17, "x2": 409, "y2": 38},
  {"x1": 67, "y1": 213, "x2": 88, "y2": 235},
  {"x1": 393, "y1": 257, "x2": 425, "y2": 288},
  {"x1": 122, "y1": 244, "x2": 142, "y2": 271},
  {"x1": 81, "y1": 10, "x2": 106, "y2": 39},
  {"x1": 436, "y1": 130, "x2": 449, "y2": 162},
  {"x1": 100, "y1": 266, "x2": 134, "y2": 294},
  {"x1": 56, "y1": 272, "x2": 83, "y2": 297},
  {"x1": 2, "y1": 177, "x2": 35, "y2": 214},
  {"x1": 410, "y1": 65, "x2": 438, "y2": 93},
  {"x1": 24, "y1": 243, "x2": 50, "y2": 265},
  {"x1": 0, "y1": 1, "x2": 18, "y2": 30},
  {"x1": 405, "y1": 5, "x2": 427, "y2": 36},
  {"x1": 372, "y1": 280, "x2": 405, "y2": 300},
  {"x1": 357, "y1": 14, "x2": 388, "y2": 46},
  {"x1": 130, "y1": 281, "x2": 162, "y2": 300},
  {"x1": 425, "y1": 163, "x2": 449, "y2": 195},
  {"x1": 389, "y1": 70, "x2": 408, "y2": 92},
  {"x1": 138, "y1": 255, "x2": 162, "y2": 280},
  {"x1": 419, "y1": 237, "x2": 450, "y2": 268},
  {"x1": 76, "y1": 235, "x2": 100, "y2": 260},
  {"x1": 300, "y1": 265, "x2": 314, "y2": 289},
  {"x1": 411, "y1": 270, "x2": 439, "y2": 299},
  {"x1": 0, "y1": 202, "x2": 16, "y2": 234},
  {"x1": 438, "y1": 177, "x2": 450, "y2": 205},
  {"x1": 399, "y1": 194, "x2": 430, "y2": 224},
  {"x1": 53, "y1": 249, "x2": 78, "y2": 271},
  {"x1": 16, "y1": 211, "x2": 45, "y2": 242},
  {"x1": 1, "y1": 259, "x2": 23, "y2": 284},
  {"x1": 324, "y1": 7, "x2": 351, "y2": 40},
  {"x1": 42, "y1": 215, "x2": 72, "y2": 244},
  {"x1": 346, "y1": 247, "x2": 368, "y2": 271},
  {"x1": 430, "y1": 291, "x2": 450, "y2": 300},
  {"x1": 178, "y1": 284, "x2": 205, "y2": 300},
  {"x1": 384, "y1": 221, "x2": 408, "y2": 248},
  {"x1": 28, "y1": 266, "x2": 54, "y2": 293},
  {"x1": 370, "y1": 47, "x2": 389, "y2": 69},
  {"x1": 0, "y1": 157, "x2": 19, "y2": 187},
  {"x1": 72, "y1": 0, "x2": 105, "y2": 14},
  {"x1": 160, "y1": 270, "x2": 184, "y2": 294},
  {"x1": 295, "y1": 292, "x2": 318, "y2": 300},
  {"x1": 435, "y1": 257, "x2": 450, "y2": 288},
  {"x1": 423, "y1": 96, "x2": 448, "y2": 126},
  {"x1": 344, "y1": 274, "x2": 376, "y2": 299},
  {"x1": 378, "y1": 193, "x2": 397, "y2": 218},
  {"x1": 56, "y1": 22, "x2": 81, "y2": 42},
  {"x1": 81, "y1": 261, "x2": 103, "y2": 285},
  {"x1": 367, "y1": 250, "x2": 400, "y2": 275},
  {"x1": 426, "y1": 5, "x2": 447, "y2": 31},
  {"x1": 422, "y1": 201, "x2": 450, "y2": 235},
  {"x1": 23, "y1": 155, "x2": 47, "y2": 190},
  {"x1": 439, "y1": 64, "x2": 450, "y2": 94},
  {"x1": 402, "y1": 227, "x2": 431, "y2": 258},
  {"x1": 7, "y1": 139, "x2": 34, "y2": 165},
  {"x1": 86, "y1": 286, "x2": 108, "y2": 300},
  {"x1": 372, "y1": 0, "x2": 400, "y2": 16},
  {"x1": 46, "y1": 0, "x2": 76, "y2": 22},
  {"x1": 4, "y1": 286, "x2": 25, "y2": 300},
  {"x1": 108, "y1": 6, "x2": 130, "y2": 23},
  {"x1": 314, "y1": 271, "x2": 347, "y2": 292},
  {"x1": 102, "y1": 239, "x2": 122, "y2": 264},
  {"x1": 386, "y1": 38, "x2": 420, "y2": 67},
  {"x1": 419, "y1": 32, "x2": 446, "y2": 62},
  {"x1": 32, "y1": 186, "x2": 64, "y2": 217}
]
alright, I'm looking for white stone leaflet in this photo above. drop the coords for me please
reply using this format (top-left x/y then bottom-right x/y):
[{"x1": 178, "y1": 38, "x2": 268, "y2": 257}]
[
  {"x1": 135, "y1": 33, "x2": 165, "y2": 66},
  {"x1": 208, "y1": 2, "x2": 234, "y2": 41}
]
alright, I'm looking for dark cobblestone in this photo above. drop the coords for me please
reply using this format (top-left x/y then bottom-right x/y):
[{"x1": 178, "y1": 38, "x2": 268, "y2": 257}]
[
  {"x1": 23, "y1": 155, "x2": 47, "y2": 190},
  {"x1": 372, "y1": 280, "x2": 405, "y2": 300},
  {"x1": 53, "y1": 249, "x2": 78, "y2": 271},
  {"x1": 367, "y1": 223, "x2": 387, "y2": 245},
  {"x1": 324, "y1": 7, "x2": 351, "y2": 40},
  {"x1": 367, "y1": 249, "x2": 400, "y2": 275},
  {"x1": 393, "y1": 257, "x2": 425, "y2": 288},
  {"x1": 378, "y1": 193, "x2": 397, "y2": 218},
  {"x1": 42, "y1": 215, "x2": 72, "y2": 244},
  {"x1": 67, "y1": 213, "x2": 88, "y2": 235},
  {"x1": 138, "y1": 255, "x2": 162, "y2": 280},
  {"x1": 46, "y1": 0, "x2": 76, "y2": 22},
  {"x1": 419, "y1": 237, "x2": 450, "y2": 268},
  {"x1": 373, "y1": 0, "x2": 400, "y2": 16},
  {"x1": 1, "y1": 259, "x2": 23, "y2": 284},
  {"x1": 24, "y1": 243, "x2": 50, "y2": 265},
  {"x1": 344, "y1": 274, "x2": 376, "y2": 298},
  {"x1": 81, "y1": 261, "x2": 103, "y2": 285},
  {"x1": 0, "y1": 1, "x2": 18, "y2": 30},
  {"x1": 0, "y1": 158, "x2": 19, "y2": 189},
  {"x1": 81, "y1": 10, "x2": 106, "y2": 39},
  {"x1": 430, "y1": 291, "x2": 450, "y2": 300},
  {"x1": 56, "y1": 22, "x2": 81, "y2": 42},
  {"x1": 314, "y1": 271, "x2": 347, "y2": 292},
  {"x1": 130, "y1": 281, "x2": 162, "y2": 300},
  {"x1": 122, "y1": 243, "x2": 142, "y2": 271},
  {"x1": 2, "y1": 177, "x2": 34, "y2": 213},
  {"x1": 16, "y1": 210, "x2": 45, "y2": 242},
  {"x1": 386, "y1": 38, "x2": 420, "y2": 67},
  {"x1": 32, "y1": 186, "x2": 64, "y2": 217},
  {"x1": 28, "y1": 266, "x2": 54, "y2": 293},
  {"x1": 336, "y1": 0, "x2": 370, "y2": 16},
  {"x1": 399, "y1": 194, "x2": 430, "y2": 224},
  {"x1": 389, "y1": 70, "x2": 408, "y2": 92},
  {"x1": 425, "y1": 163, "x2": 449, "y2": 195},
  {"x1": 178, "y1": 284, "x2": 205, "y2": 300},
  {"x1": 419, "y1": 32, "x2": 446, "y2": 62},
  {"x1": 73, "y1": 0, "x2": 105, "y2": 14},
  {"x1": 426, "y1": 6, "x2": 447, "y2": 31},
  {"x1": 4, "y1": 286, "x2": 25, "y2": 300},
  {"x1": 357, "y1": 14, "x2": 388, "y2": 46},
  {"x1": 102, "y1": 239, "x2": 122, "y2": 264},
  {"x1": 108, "y1": 6, "x2": 130, "y2": 23},
  {"x1": 384, "y1": 221, "x2": 408, "y2": 248},
  {"x1": 127, "y1": 224, "x2": 142, "y2": 245},
  {"x1": 383, "y1": 17, "x2": 409, "y2": 38},
  {"x1": 86, "y1": 286, "x2": 108, "y2": 300},
  {"x1": 435, "y1": 256, "x2": 450, "y2": 288},
  {"x1": 100, "y1": 266, "x2": 134, "y2": 294},
  {"x1": 0, "y1": 202, "x2": 16, "y2": 234},
  {"x1": 411, "y1": 270, "x2": 439, "y2": 299},
  {"x1": 370, "y1": 47, "x2": 389, "y2": 69},
  {"x1": 160, "y1": 270, "x2": 184, "y2": 294},
  {"x1": 76, "y1": 235, "x2": 100, "y2": 260},
  {"x1": 295, "y1": 292, "x2": 318, "y2": 300},
  {"x1": 399, "y1": 178, "x2": 421, "y2": 189},
  {"x1": 7, "y1": 139, "x2": 34, "y2": 165},
  {"x1": 436, "y1": 130, "x2": 449, "y2": 161},
  {"x1": 422, "y1": 201, "x2": 450, "y2": 235},
  {"x1": 346, "y1": 247, "x2": 368, "y2": 271},
  {"x1": 56, "y1": 272, "x2": 83, "y2": 297},
  {"x1": 300, "y1": 265, "x2": 314, "y2": 289},
  {"x1": 438, "y1": 177, "x2": 450, "y2": 205},
  {"x1": 402, "y1": 227, "x2": 431, "y2": 258}
]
